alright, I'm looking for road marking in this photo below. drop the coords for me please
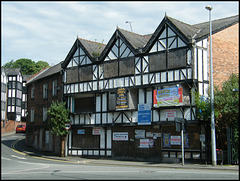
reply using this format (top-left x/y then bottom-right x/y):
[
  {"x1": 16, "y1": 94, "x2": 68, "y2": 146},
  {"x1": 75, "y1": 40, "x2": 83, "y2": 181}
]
[
  {"x1": 2, "y1": 157, "x2": 11, "y2": 161},
  {"x1": 11, "y1": 155, "x2": 26, "y2": 159}
]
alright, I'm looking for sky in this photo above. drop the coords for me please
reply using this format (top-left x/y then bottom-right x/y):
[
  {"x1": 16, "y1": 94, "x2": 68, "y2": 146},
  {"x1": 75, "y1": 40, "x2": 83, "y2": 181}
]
[{"x1": 1, "y1": 1, "x2": 239, "y2": 66}]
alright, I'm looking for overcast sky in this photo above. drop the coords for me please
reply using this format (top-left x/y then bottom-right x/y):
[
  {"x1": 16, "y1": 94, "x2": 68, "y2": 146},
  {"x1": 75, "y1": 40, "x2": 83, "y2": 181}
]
[{"x1": 1, "y1": 1, "x2": 239, "y2": 66}]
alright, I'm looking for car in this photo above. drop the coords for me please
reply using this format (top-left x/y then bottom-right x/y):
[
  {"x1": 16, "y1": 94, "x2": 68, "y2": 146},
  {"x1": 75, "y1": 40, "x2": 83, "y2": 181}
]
[{"x1": 16, "y1": 124, "x2": 26, "y2": 133}]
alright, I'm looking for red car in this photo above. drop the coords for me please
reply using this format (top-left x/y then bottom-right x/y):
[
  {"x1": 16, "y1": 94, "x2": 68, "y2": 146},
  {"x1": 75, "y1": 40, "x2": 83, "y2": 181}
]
[{"x1": 16, "y1": 124, "x2": 26, "y2": 133}]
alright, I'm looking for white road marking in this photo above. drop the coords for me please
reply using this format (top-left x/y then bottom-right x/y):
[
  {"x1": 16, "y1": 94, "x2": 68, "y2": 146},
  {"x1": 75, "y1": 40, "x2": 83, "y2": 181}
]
[
  {"x1": 2, "y1": 157, "x2": 11, "y2": 161},
  {"x1": 11, "y1": 155, "x2": 26, "y2": 159}
]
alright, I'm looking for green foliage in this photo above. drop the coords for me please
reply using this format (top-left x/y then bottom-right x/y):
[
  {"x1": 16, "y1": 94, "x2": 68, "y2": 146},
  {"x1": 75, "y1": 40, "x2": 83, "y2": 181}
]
[
  {"x1": 214, "y1": 73, "x2": 239, "y2": 158},
  {"x1": 47, "y1": 101, "x2": 70, "y2": 137},
  {"x1": 3, "y1": 58, "x2": 49, "y2": 75},
  {"x1": 91, "y1": 40, "x2": 104, "y2": 58},
  {"x1": 192, "y1": 90, "x2": 211, "y2": 120}
]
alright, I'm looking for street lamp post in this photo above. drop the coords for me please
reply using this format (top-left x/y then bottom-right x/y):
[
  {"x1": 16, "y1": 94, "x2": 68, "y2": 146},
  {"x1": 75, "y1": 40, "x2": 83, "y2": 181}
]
[
  {"x1": 205, "y1": 5, "x2": 217, "y2": 166},
  {"x1": 125, "y1": 21, "x2": 133, "y2": 32}
]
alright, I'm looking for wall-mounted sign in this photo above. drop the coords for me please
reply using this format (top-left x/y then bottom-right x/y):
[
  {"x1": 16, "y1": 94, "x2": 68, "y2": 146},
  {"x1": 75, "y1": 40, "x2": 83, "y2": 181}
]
[
  {"x1": 138, "y1": 104, "x2": 151, "y2": 125},
  {"x1": 113, "y1": 132, "x2": 128, "y2": 141},
  {"x1": 77, "y1": 129, "x2": 85, "y2": 134},
  {"x1": 170, "y1": 136, "x2": 181, "y2": 145},
  {"x1": 166, "y1": 109, "x2": 177, "y2": 119},
  {"x1": 116, "y1": 88, "x2": 128, "y2": 110},
  {"x1": 139, "y1": 139, "x2": 150, "y2": 148},
  {"x1": 92, "y1": 127, "x2": 101, "y2": 135},
  {"x1": 135, "y1": 130, "x2": 145, "y2": 138},
  {"x1": 153, "y1": 87, "x2": 183, "y2": 107},
  {"x1": 163, "y1": 133, "x2": 171, "y2": 147}
]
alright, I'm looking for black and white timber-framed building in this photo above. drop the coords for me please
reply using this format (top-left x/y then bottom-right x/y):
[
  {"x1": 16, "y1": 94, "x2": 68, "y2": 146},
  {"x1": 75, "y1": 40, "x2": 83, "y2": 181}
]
[{"x1": 61, "y1": 15, "x2": 238, "y2": 162}]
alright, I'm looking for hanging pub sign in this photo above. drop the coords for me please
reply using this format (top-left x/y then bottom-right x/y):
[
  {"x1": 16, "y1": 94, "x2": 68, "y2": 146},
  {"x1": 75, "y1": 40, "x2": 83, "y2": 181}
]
[
  {"x1": 153, "y1": 87, "x2": 183, "y2": 107},
  {"x1": 116, "y1": 88, "x2": 128, "y2": 110}
]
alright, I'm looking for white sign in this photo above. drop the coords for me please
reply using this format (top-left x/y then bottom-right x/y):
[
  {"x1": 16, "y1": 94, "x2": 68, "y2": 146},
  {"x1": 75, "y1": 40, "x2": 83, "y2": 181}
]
[
  {"x1": 166, "y1": 109, "x2": 176, "y2": 119},
  {"x1": 139, "y1": 139, "x2": 150, "y2": 148},
  {"x1": 113, "y1": 132, "x2": 128, "y2": 141},
  {"x1": 135, "y1": 130, "x2": 145, "y2": 138},
  {"x1": 170, "y1": 136, "x2": 181, "y2": 145},
  {"x1": 92, "y1": 127, "x2": 101, "y2": 135},
  {"x1": 65, "y1": 123, "x2": 71, "y2": 130}
]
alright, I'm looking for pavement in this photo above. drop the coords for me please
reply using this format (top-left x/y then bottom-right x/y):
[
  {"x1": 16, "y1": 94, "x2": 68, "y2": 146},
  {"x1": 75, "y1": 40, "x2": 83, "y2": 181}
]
[{"x1": 2, "y1": 132, "x2": 239, "y2": 171}]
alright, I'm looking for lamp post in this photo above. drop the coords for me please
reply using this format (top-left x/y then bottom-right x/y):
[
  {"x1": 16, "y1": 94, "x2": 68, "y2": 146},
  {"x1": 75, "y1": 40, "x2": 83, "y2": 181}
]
[
  {"x1": 125, "y1": 21, "x2": 133, "y2": 32},
  {"x1": 205, "y1": 5, "x2": 217, "y2": 166}
]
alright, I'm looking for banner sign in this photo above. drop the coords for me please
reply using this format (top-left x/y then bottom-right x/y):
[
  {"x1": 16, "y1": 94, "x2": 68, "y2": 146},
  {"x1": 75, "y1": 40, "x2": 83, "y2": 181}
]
[
  {"x1": 153, "y1": 87, "x2": 183, "y2": 107},
  {"x1": 169, "y1": 134, "x2": 189, "y2": 147},
  {"x1": 113, "y1": 132, "x2": 128, "y2": 141},
  {"x1": 163, "y1": 133, "x2": 171, "y2": 147},
  {"x1": 116, "y1": 88, "x2": 128, "y2": 110},
  {"x1": 138, "y1": 104, "x2": 151, "y2": 125}
]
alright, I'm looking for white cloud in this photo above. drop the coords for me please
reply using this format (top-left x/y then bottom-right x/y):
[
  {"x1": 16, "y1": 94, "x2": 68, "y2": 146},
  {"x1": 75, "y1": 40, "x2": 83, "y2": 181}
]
[{"x1": 1, "y1": 1, "x2": 238, "y2": 66}]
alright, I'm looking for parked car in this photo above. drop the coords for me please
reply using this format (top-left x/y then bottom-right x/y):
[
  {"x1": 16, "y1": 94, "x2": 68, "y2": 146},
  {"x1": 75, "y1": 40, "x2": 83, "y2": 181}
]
[{"x1": 16, "y1": 124, "x2": 26, "y2": 133}]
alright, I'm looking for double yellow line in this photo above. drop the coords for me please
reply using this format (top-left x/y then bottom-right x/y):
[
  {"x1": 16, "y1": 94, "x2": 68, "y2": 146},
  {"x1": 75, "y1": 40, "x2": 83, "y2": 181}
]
[{"x1": 10, "y1": 138, "x2": 78, "y2": 164}]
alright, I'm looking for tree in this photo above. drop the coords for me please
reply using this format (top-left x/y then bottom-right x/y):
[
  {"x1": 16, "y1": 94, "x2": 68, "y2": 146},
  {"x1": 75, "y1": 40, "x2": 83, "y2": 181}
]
[
  {"x1": 192, "y1": 90, "x2": 211, "y2": 120},
  {"x1": 47, "y1": 101, "x2": 70, "y2": 157},
  {"x1": 214, "y1": 73, "x2": 239, "y2": 161},
  {"x1": 2, "y1": 58, "x2": 49, "y2": 75}
]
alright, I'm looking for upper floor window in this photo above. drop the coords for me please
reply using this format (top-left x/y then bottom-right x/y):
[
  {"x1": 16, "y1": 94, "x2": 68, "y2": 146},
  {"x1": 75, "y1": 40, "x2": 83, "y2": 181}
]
[
  {"x1": 52, "y1": 79, "x2": 58, "y2": 97},
  {"x1": 30, "y1": 108, "x2": 34, "y2": 122},
  {"x1": 43, "y1": 107, "x2": 48, "y2": 122},
  {"x1": 31, "y1": 85, "x2": 35, "y2": 99},
  {"x1": 43, "y1": 83, "x2": 48, "y2": 99}
]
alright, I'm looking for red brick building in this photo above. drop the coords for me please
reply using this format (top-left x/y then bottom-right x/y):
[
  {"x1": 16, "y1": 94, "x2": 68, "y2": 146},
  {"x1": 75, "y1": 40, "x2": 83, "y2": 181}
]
[
  {"x1": 212, "y1": 23, "x2": 239, "y2": 88},
  {"x1": 26, "y1": 62, "x2": 63, "y2": 155}
]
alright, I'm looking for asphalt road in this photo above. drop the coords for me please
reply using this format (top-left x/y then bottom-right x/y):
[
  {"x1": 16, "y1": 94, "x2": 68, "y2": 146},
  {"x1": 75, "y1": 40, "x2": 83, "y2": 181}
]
[{"x1": 1, "y1": 133, "x2": 239, "y2": 180}]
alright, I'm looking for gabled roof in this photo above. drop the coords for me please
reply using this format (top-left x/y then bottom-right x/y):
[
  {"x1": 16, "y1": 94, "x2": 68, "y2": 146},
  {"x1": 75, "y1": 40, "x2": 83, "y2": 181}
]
[
  {"x1": 4, "y1": 68, "x2": 22, "y2": 76},
  {"x1": 62, "y1": 14, "x2": 238, "y2": 68},
  {"x1": 193, "y1": 15, "x2": 239, "y2": 41},
  {"x1": 78, "y1": 38, "x2": 106, "y2": 58},
  {"x1": 61, "y1": 38, "x2": 106, "y2": 68},
  {"x1": 98, "y1": 28, "x2": 149, "y2": 61},
  {"x1": 22, "y1": 75, "x2": 33, "y2": 82},
  {"x1": 167, "y1": 16, "x2": 200, "y2": 41},
  {"x1": 118, "y1": 28, "x2": 150, "y2": 50},
  {"x1": 27, "y1": 62, "x2": 62, "y2": 84}
]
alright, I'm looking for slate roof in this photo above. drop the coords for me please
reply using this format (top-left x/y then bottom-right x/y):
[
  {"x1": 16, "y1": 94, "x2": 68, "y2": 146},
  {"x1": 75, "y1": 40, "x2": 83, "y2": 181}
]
[
  {"x1": 193, "y1": 15, "x2": 239, "y2": 40},
  {"x1": 4, "y1": 68, "x2": 21, "y2": 76},
  {"x1": 22, "y1": 75, "x2": 33, "y2": 82},
  {"x1": 27, "y1": 62, "x2": 62, "y2": 84},
  {"x1": 118, "y1": 28, "x2": 150, "y2": 49},
  {"x1": 78, "y1": 38, "x2": 106, "y2": 58},
  {"x1": 62, "y1": 14, "x2": 238, "y2": 68}
]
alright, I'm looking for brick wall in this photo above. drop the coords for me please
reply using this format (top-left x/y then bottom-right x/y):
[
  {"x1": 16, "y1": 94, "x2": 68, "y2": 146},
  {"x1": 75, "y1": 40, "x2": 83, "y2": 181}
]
[{"x1": 212, "y1": 23, "x2": 239, "y2": 88}]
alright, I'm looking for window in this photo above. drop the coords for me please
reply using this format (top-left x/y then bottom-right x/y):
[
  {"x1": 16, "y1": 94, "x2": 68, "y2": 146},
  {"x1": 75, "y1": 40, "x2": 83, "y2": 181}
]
[
  {"x1": 43, "y1": 107, "x2": 48, "y2": 122},
  {"x1": 31, "y1": 85, "x2": 35, "y2": 99},
  {"x1": 30, "y1": 109, "x2": 34, "y2": 122},
  {"x1": 74, "y1": 97, "x2": 95, "y2": 113},
  {"x1": 52, "y1": 80, "x2": 58, "y2": 97},
  {"x1": 43, "y1": 83, "x2": 48, "y2": 99},
  {"x1": 12, "y1": 82, "x2": 16, "y2": 89}
]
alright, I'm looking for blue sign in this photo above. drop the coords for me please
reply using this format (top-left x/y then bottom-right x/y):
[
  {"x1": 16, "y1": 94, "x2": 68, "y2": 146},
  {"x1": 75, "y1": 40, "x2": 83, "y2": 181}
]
[{"x1": 138, "y1": 104, "x2": 151, "y2": 125}]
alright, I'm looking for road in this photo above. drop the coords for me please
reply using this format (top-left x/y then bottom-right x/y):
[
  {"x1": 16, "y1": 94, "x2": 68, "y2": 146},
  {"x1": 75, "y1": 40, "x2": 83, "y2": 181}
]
[{"x1": 1, "y1": 133, "x2": 239, "y2": 180}]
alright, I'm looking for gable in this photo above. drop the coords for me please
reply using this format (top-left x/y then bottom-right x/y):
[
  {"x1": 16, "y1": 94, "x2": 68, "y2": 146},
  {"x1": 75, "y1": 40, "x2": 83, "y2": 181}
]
[
  {"x1": 149, "y1": 25, "x2": 187, "y2": 53},
  {"x1": 104, "y1": 37, "x2": 134, "y2": 61},
  {"x1": 67, "y1": 46, "x2": 92, "y2": 68}
]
